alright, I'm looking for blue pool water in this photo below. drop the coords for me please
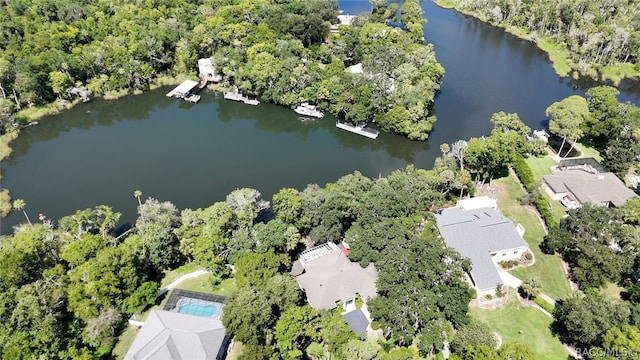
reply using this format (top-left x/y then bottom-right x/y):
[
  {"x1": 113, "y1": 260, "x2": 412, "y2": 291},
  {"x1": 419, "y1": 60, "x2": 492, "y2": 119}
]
[{"x1": 178, "y1": 303, "x2": 218, "y2": 318}]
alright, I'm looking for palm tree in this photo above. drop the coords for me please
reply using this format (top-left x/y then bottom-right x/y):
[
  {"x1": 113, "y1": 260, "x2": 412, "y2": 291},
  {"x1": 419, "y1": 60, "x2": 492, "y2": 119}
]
[
  {"x1": 440, "y1": 142, "x2": 450, "y2": 155},
  {"x1": 134, "y1": 190, "x2": 145, "y2": 224},
  {"x1": 520, "y1": 277, "x2": 542, "y2": 300},
  {"x1": 12, "y1": 198, "x2": 31, "y2": 226}
]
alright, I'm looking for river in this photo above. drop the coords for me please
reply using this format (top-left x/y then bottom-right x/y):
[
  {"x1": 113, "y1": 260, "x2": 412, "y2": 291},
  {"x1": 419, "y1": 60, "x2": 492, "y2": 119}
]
[{"x1": 1, "y1": 0, "x2": 639, "y2": 233}]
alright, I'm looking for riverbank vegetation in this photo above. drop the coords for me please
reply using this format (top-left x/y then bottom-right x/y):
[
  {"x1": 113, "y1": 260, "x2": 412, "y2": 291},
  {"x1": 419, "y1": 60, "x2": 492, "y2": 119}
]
[
  {"x1": 0, "y1": 0, "x2": 444, "y2": 141},
  {"x1": 438, "y1": 0, "x2": 640, "y2": 83},
  {"x1": 545, "y1": 86, "x2": 640, "y2": 178},
  {"x1": 0, "y1": 160, "x2": 477, "y2": 359}
]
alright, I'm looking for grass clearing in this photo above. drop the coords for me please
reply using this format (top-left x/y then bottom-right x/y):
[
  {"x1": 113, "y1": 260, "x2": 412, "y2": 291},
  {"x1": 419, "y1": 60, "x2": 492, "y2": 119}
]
[
  {"x1": 434, "y1": 0, "x2": 456, "y2": 8},
  {"x1": 175, "y1": 276, "x2": 238, "y2": 297},
  {"x1": 599, "y1": 63, "x2": 640, "y2": 86},
  {"x1": 574, "y1": 142, "x2": 602, "y2": 161},
  {"x1": 524, "y1": 156, "x2": 556, "y2": 184},
  {"x1": 536, "y1": 36, "x2": 573, "y2": 77},
  {"x1": 525, "y1": 155, "x2": 568, "y2": 222},
  {"x1": 470, "y1": 292, "x2": 568, "y2": 360},
  {"x1": 487, "y1": 173, "x2": 571, "y2": 300},
  {"x1": 111, "y1": 325, "x2": 138, "y2": 360},
  {"x1": 600, "y1": 282, "x2": 625, "y2": 301},
  {"x1": 159, "y1": 263, "x2": 201, "y2": 288}
]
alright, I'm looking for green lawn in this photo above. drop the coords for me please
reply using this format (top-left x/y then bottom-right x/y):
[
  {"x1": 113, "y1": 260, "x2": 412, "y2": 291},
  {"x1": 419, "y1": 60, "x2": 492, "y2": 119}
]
[
  {"x1": 470, "y1": 293, "x2": 568, "y2": 360},
  {"x1": 573, "y1": 142, "x2": 602, "y2": 161},
  {"x1": 524, "y1": 155, "x2": 568, "y2": 222},
  {"x1": 524, "y1": 156, "x2": 556, "y2": 184},
  {"x1": 159, "y1": 262, "x2": 201, "y2": 288},
  {"x1": 601, "y1": 282, "x2": 625, "y2": 301},
  {"x1": 174, "y1": 276, "x2": 238, "y2": 297},
  {"x1": 489, "y1": 173, "x2": 572, "y2": 300},
  {"x1": 111, "y1": 326, "x2": 138, "y2": 360}
]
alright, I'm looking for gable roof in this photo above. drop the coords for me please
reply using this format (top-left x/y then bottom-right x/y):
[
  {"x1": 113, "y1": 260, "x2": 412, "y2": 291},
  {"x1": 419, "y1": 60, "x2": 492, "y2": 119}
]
[
  {"x1": 124, "y1": 310, "x2": 228, "y2": 360},
  {"x1": 435, "y1": 207, "x2": 528, "y2": 292},
  {"x1": 543, "y1": 169, "x2": 636, "y2": 207},
  {"x1": 293, "y1": 244, "x2": 377, "y2": 310}
]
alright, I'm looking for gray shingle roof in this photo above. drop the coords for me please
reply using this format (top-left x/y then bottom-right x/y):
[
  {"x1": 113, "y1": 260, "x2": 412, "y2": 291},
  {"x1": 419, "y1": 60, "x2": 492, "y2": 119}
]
[
  {"x1": 543, "y1": 169, "x2": 636, "y2": 207},
  {"x1": 293, "y1": 245, "x2": 378, "y2": 310},
  {"x1": 342, "y1": 309, "x2": 369, "y2": 338},
  {"x1": 124, "y1": 310, "x2": 228, "y2": 360},
  {"x1": 435, "y1": 207, "x2": 528, "y2": 292}
]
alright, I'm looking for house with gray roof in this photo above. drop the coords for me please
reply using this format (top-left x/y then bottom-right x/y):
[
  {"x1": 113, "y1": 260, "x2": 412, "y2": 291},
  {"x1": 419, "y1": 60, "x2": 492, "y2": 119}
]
[
  {"x1": 435, "y1": 205, "x2": 529, "y2": 296},
  {"x1": 124, "y1": 310, "x2": 230, "y2": 360},
  {"x1": 342, "y1": 308, "x2": 370, "y2": 339},
  {"x1": 543, "y1": 167, "x2": 636, "y2": 209},
  {"x1": 291, "y1": 242, "x2": 378, "y2": 310}
]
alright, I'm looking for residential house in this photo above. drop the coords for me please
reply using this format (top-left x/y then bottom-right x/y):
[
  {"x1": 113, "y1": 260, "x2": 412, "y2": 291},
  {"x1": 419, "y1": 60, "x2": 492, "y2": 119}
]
[
  {"x1": 291, "y1": 242, "x2": 377, "y2": 310},
  {"x1": 124, "y1": 290, "x2": 230, "y2": 360},
  {"x1": 542, "y1": 158, "x2": 636, "y2": 209},
  {"x1": 197, "y1": 58, "x2": 222, "y2": 82},
  {"x1": 124, "y1": 310, "x2": 230, "y2": 360},
  {"x1": 435, "y1": 205, "x2": 529, "y2": 296}
]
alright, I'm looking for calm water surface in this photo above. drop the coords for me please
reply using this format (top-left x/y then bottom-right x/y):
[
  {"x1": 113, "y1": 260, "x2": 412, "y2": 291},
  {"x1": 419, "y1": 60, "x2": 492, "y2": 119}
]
[{"x1": 2, "y1": 0, "x2": 639, "y2": 232}]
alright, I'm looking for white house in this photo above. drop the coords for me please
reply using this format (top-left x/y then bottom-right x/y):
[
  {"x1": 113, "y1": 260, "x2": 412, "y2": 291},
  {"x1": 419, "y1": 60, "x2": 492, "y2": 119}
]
[
  {"x1": 435, "y1": 205, "x2": 529, "y2": 296},
  {"x1": 197, "y1": 58, "x2": 222, "y2": 82}
]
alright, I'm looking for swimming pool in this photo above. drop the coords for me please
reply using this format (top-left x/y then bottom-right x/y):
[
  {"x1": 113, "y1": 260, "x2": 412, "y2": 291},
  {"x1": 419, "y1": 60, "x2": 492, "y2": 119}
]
[
  {"x1": 176, "y1": 298, "x2": 222, "y2": 318},
  {"x1": 163, "y1": 289, "x2": 227, "y2": 319}
]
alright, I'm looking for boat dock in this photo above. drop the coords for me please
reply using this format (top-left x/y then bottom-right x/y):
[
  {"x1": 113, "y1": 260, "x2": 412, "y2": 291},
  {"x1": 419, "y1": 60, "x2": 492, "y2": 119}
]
[
  {"x1": 336, "y1": 122, "x2": 379, "y2": 139},
  {"x1": 166, "y1": 80, "x2": 199, "y2": 98},
  {"x1": 224, "y1": 87, "x2": 259, "y2": 105},
  {"x1": 166, "y1": 79, "x2": 207, "y2": 104}
]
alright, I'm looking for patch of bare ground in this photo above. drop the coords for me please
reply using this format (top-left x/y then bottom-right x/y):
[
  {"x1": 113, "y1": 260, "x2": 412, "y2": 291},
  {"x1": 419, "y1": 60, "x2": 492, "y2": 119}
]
[{"x1": 470, "y1": 293, "x2": 509, "y2": 310}]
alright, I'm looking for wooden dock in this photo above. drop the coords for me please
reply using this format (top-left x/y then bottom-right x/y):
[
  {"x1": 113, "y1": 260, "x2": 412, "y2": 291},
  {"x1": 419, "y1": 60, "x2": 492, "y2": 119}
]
[
  {"x1": 336, "y1": 122, "x2": 379, "y2": 139},
  {"x1": 224, "y1": 87, "x2": 259, "y2": 105}
]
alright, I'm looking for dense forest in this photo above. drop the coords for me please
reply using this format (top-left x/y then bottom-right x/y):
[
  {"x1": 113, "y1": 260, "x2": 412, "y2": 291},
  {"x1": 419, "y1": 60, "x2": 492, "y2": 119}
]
[
  {"x1": 0, "y1": 0, "x2": 443, "y2": 140},
  {"x1": 442, "y1": 0, "x2": 640, "y2": 80}
]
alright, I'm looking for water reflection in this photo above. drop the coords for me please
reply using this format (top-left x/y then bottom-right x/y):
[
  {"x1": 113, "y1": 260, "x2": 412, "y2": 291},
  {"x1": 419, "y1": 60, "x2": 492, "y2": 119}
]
[{"x1": 3, "y1": 0, "x2": 640, "y2": 233}]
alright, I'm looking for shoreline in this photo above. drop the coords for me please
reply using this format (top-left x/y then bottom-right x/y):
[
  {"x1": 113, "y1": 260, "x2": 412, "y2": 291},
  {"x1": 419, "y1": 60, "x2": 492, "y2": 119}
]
[
  {"x1": 0, "y1": 73, "x2": 193, "y2": 217},
  {"x1": 433, "y1": 0, "x2": 640, "y2": 85}
]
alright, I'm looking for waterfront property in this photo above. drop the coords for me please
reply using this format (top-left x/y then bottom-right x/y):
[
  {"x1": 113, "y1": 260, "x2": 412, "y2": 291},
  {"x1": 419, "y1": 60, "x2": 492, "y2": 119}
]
[
  {"x1": 290, "y1": 242, "x2": 378, "y2": 311},
  {"x1": 336, "y1": 122, "x2": 380, "y2": 139},
  {"x1": 124, "y1": 290, "x2": 230, "y2": 359},
  {"x1": 542, "y1": 158, "x2": 636, "y2": 209},
  {"x1": 435, "y1": 201, "x2": 529, "y2": 296},
  {"x1": 198, "y1": 58, "x2": 222, "y2": 82}
]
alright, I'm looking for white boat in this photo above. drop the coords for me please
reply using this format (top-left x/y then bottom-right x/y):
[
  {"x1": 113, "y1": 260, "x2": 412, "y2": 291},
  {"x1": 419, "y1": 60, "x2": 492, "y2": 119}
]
[{"x1": 294, "y1": 103, "x2": 324, "y2": 118}]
